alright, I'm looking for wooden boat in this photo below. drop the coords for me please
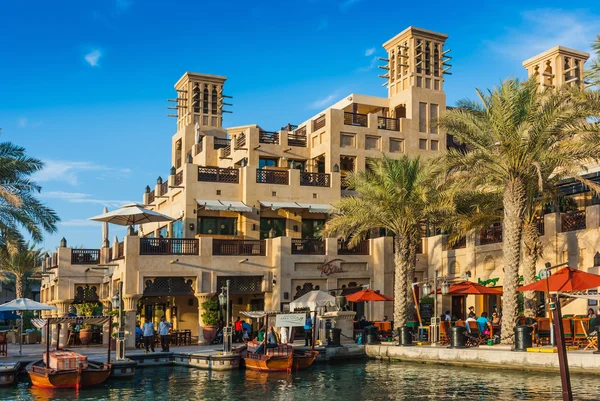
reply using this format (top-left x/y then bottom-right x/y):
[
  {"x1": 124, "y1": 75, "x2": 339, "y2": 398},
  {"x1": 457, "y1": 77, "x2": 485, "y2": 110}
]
[
  {"x1": 244, "y1": 345, "x2": 294, "y2": 372},
  {"x1": 0, "y1": 362, "x2": 20, "y2": 386},
  {"x1": 26, "y1": 357, "x2": 111, "y2": 389},
  {"x1": 292, "y1": 350, "x2": 318, "y2": 370}
]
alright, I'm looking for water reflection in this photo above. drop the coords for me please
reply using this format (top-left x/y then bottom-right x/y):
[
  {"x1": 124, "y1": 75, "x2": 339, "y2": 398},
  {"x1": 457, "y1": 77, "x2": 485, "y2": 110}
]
[{"x1": 1, "y1": 361, "x2": 599, "y2": 400}]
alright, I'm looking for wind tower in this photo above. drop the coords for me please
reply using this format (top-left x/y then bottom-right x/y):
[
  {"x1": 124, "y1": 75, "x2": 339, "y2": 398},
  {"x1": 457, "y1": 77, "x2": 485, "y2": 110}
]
[{"x1": 523, "y1": 46, "x2": 589, "y2": 89}]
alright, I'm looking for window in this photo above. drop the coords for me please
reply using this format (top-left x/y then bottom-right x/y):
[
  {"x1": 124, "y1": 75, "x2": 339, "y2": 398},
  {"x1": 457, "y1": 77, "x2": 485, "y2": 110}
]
[
  {"x1": 419, "y1": 102, "x2": 427, "y2": 132},
  {"x1": 288, "y1": 160, "x2": 306, "y2": 171},
  {"x1": 431, "y1": 140, "x2": 439, "y2": 151},
  {"x1": 302, "y1": 219, "x2": 325, "y2": 239},
  {"x1": 429, "y1": 104, "x2": 439, "y2": 134},
  {"x1": 203, "y1": 87, "x2": 209, "y2": 114},
  {"x1": 365, "y1": 136, "x2": 380, "y2": 151},
  {"x1": 340, "y1": 133, "x2": 355, "y2": 148},
  {"x1": 260, "y1": 218, "x2": 286, "y2": 239},
  {"x1": 172, "y1": 219, "x2": 183, "y2": 238},
  {"x1": 158, "y1": 226, "x2": 168, "y2": 238},
  {"x1": 419, "y1": 139, "x2": 427, "y2": 150},
  {"x1": 199, "y1": 217, "x2": 237, "y2": 235},
  {"x1": 389, "y1": 139, "x2": 404, "y2": 153},
  {"x1": 211, "y1": 87, "x2": 218, "y2": 114},
  {"x1": 259, "y1": 158, "x2": 278, "y2": 169}
]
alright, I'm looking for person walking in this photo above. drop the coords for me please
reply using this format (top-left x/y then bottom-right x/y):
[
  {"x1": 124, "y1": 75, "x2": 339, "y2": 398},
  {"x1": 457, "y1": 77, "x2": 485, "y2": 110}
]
[
  {"x1": 158, "y1": 316, "x2": 172, "y2": 352},
  {"x1": 304, "y1": 315, "x2": 313, "y2": 347},
  {"x1": 142, "y1": 318, "x2": 155, "y2": 354}
]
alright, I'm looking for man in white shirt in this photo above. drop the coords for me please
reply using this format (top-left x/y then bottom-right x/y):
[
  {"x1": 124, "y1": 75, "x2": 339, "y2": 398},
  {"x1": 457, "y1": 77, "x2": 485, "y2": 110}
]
[
  {"x1": 142, "y1": 319, "x2": 155, "y2": 353},
  {"x1": 158, "y1": 316, "x2": 173, "y2": 352}
]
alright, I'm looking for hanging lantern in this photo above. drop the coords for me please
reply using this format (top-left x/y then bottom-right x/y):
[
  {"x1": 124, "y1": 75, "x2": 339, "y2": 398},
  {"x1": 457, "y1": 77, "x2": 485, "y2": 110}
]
[
  {"x1": 421, "y1": 283, "x2": 431, "y2": 296},
  {"x1": 441, "y1": 281, "x2": 450, "y2": 295}
]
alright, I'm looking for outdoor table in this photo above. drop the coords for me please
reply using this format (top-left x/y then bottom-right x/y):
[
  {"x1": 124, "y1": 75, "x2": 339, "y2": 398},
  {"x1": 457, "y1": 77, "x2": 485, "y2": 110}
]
[{"x1": 373, "y1": 322, "x2": 392, "y2": 332}]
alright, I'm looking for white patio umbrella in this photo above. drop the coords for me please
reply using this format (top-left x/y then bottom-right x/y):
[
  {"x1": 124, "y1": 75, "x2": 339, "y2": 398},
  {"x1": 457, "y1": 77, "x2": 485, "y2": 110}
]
[
  {"x1": 289, "y1": 290, "x2": 336, "y2": 350},
  {"x1": 0, "y1": 298, "x2": 58, "y2": 356},
  {"x1": 89, "y1": 203, "x2": 174, "y2": 233}
]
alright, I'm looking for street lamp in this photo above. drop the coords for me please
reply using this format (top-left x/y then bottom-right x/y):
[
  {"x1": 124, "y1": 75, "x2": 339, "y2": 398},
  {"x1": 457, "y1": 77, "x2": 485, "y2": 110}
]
[
  {"x1": 219, "y1": 280, "x2": 232, "y2": 353},
  {"x1": 441, "y1": 281, "x2": 450, "y2": 296},
  {"x1": 112, "y1": 281, "x2": 125, "y2": 361}
]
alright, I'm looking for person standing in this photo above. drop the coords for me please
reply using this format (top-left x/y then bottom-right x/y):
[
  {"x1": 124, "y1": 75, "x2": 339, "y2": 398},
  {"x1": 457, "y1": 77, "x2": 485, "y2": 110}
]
[
  {"x1": 280, "y1": 326, "x2": 289, "y2": 344},
  {"x1": 234, "y1": 317, "x2": 243, "y2": 343},
  {"x1": 304, "y1": 315, "x2": 313, "y2": 347},
  {"x1": 158, "y1": 316, "x2": 172, "y2": 352},
  {"x1": 142, "y1": 318, "x2": 155, "y2": 354}
]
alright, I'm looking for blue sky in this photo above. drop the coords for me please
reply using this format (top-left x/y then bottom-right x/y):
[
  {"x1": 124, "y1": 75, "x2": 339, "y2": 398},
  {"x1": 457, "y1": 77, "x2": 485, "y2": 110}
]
[{"x1": 1, "y1": 1, "x2": 599, "y2": 250}]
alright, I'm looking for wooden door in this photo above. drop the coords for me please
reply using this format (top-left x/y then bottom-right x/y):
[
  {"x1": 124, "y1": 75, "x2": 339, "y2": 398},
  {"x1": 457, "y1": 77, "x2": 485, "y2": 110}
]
[{"x1": 452, "y1": 296, "x2": 465, "y2": 320}]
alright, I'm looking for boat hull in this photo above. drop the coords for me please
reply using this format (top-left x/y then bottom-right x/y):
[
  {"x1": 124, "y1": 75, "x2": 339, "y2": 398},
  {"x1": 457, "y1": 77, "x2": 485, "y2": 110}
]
[
  {"x1": 244, "y1": 352, "x2": 293, "y2": 372},
  {"x1": 0, "y1": 363, "x2": 20, "y2": 386},
  {"x1": 27, "y1": 361, "x2": 111, "y2": 389},
  {"x1": 292, "y1": 351, "x2": 318, "y2": 370}
]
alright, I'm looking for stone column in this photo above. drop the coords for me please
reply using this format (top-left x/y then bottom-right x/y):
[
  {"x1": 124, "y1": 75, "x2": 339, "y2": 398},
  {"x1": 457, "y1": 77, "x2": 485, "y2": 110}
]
[
  {"x1": 195, "y1": 293, "x2": 215, "y2": 345},
  {"x1": 54, "y1": 300, "x2": 73, "y2": 348},
  {"x1": 123, "y1": 295, "x2": 141, "y2": 349}
]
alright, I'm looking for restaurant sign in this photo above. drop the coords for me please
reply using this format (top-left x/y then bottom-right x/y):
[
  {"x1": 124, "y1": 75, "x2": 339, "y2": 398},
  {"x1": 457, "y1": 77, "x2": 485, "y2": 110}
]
[
  {"x1": 275, "y1": 313, "x2": 306, "y2": 327},
  {"x1": 317, "y1": 258, "x2": 345, "y2": 277}
]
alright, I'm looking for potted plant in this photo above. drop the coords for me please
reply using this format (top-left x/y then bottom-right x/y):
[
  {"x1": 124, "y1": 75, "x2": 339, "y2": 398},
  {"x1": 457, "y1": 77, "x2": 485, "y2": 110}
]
[
  {"x1": 201, "y1": 300, "x2": 219, "y2": 344},
  {"x1": 76, "y1": 302, "x2": 96, "y2": 346}
]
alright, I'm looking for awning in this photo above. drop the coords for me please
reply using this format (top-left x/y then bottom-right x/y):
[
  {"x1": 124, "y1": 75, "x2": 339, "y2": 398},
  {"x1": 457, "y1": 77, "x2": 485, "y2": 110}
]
[
  {"x1": 259, "y1": 201, "x2": 335, "y2": 214},
  {"x1": 31, "y1": 316, "x2": 112, "y2": 329},
  {"x1": 197, "y1": 199, "x2": 252, "y2": 213}
]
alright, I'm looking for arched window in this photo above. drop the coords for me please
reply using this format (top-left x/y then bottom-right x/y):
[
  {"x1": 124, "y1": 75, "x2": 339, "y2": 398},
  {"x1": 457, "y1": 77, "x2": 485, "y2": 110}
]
[
  {"x1": 202, "y1": 87, "x2": 209, "y2": 114},
  {"x1": 544, "y1": 61, "x2": 553, "y2": 87},
  {"x1": 484, "y1": 256, "x2": 495, "y2": 271},
  {"x1": 211, "y1": 87, "x2": 218, "y2": 114},
  {"x1": 433, "y1": 44, "x2": 440, "y2": 77},
  {"x1": 192, "y1": 83, "x2": 200, "y2": 113},
  {"x1": 425, "y1": 41, "x2": 431, "y2": 75},
  {"x1": 448, "y1": 260, "x2": 458, "y2": 275}
]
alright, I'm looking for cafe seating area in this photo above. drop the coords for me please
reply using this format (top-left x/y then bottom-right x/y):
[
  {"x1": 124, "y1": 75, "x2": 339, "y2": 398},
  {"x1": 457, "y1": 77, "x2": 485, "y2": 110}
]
[{"x1": 154, "y1": 329, "x2": 193, "y2": 347}]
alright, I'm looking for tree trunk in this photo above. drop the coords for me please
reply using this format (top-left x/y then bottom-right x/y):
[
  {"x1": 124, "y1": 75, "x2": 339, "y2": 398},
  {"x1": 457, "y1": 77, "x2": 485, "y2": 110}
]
[
  {"x1": 405, "y1": 239, "x2": 419, "y2": 322},
  {"x1": 393, "y1": 236, "x2": 411, "y2": 328},
  {"x1": 522, "y1": 222, "x2": 542, "y2": 318},
  {"x1": 500, "y1": 179, "x2": 527, "y2": 344},
  {"x1": 15, "y1": 274, "x2": 24, "y2": 299}
]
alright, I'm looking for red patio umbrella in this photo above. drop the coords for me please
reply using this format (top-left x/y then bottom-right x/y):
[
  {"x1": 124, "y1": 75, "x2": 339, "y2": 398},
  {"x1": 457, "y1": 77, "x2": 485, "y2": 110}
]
[
  {"x1": 437, "y1": 281, "x2": 503, "y2": 295},
  {"x1": 346, "y1": 289, "x2": 394, "y2": 302},
  {"x1": 518, "y1": 266, "x2": 600, "y2": 292}
]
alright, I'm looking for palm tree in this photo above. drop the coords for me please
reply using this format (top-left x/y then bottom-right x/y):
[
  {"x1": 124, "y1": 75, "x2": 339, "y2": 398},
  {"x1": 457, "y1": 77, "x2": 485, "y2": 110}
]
[
  {"x1": 586, "y1": 35, "x2": 600, "y2": 86},
  {"x1": 323, "y1": 156, "x2": 442, "y2": 327},
  {"x1": 0, "y1": 242, "x2": 43, "y2": 299},
  {"x1": 438, "y1": 78, "x2": 600, "y2": 343},
  {"x1": 0, "y1": 131, "x2": 60, "y2": 244}
]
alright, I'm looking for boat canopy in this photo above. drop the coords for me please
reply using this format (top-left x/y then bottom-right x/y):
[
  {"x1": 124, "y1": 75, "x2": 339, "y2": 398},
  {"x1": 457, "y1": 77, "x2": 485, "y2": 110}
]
[{"x1": 32, "y1": 316, "x2": 112, "y2": 329}]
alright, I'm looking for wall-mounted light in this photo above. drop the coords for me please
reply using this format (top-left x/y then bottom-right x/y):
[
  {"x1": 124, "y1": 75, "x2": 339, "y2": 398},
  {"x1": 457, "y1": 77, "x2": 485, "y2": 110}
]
[
  {"x1": 189, "y1": 223, "x2": 195, "y2": 232},
  {"x1": 145, "y1": 185, "x2": 151, "y2": 193},
  {"x1": 272, "y1": 274, "x2": 277, "y2": 286},
  {"x1": 170, "y1": 166, "x2": 176, "y2": 175},
  {"x1": 239, "y1": 258, "x2": 249, "y2": 264},
  {"x1": 333, "y1": 163, "x2": 340, "y2": 173},
  {"x1": 157, "y1": 176, "x2": 163, "y2": 184},
  {"x1": 441, "y1": 281, "x2": 450, "y2": 295},
  {"x1": 283, "y1": 292, "x2": 289, "y2": 300},
  {"x1": 594, "y1": 252, "x2": 600, "y2": 267}
]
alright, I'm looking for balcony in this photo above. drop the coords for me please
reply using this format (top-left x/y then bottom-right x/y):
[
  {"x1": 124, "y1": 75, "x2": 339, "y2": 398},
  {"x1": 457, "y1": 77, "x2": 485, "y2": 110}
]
[
  {"x1": 344, "y1": 112, "x2": 368, "y2": 127},
  {"x1": 147, "y1": 190, "x2": 155, "y2": 204},
  {"x1": 338, "y1": 239, "x2": 370, "y2": 255},
  {"x1": 479, "y1": 224, "x2": 502, "y2": 245},
  {"x1": 140, "y1": 238, "x2": 199, "y2": 255},
  {"x1": 198, "y1": 166, "x2": 239, "y2": 183},
  {"x1": 288, "y1": 126, "x2": 307, "y2": 147},
  {"x1": 113, "y1": 242, "x2": 124, "y2": 260},
  {"x1": 313, "y1": 115, "x2": 326, "y2": 131},
  {"x1": 256, "y1": 169, "x2": 289, "y2": 185},
  {"x1": 222, "y1": 143, "x2": 231, "y2": 158},
  {"x1": 214, "y1": 138, "x2": 230, "y2": 150},
  {"x1": 291, "y1": 239, "x2": 325, "y2": 255},
  {"x1": 160, "y1": 181, "x2": 169, "y2": 195},
  {"x1": 259, "y1": 130, "x2": 279, "y2": 145},
  {"x1": 377, "y1": 116, "x2": 400, "y2": 131},
  {"x1": 174, "y1": 171, "x2": 183, "y2": 186},
  {"x1": 561, "y1": 210, "x2": 586, "y2": 232},
  {"x1": 449, "y1": 237, "x2": 467, "y2": 250},
  {"x1": 300, "y1": 172, "x2": 330, "y2": 187},
  {"x1": 536, "y1": 217, "x2": 545, "y2": 236},
  {"x1": 71, "y1": 249, "x2": 100, "y2": 265},
  {"x1": 213, "y1": 239, "x2": 265, "y2": 256},
  {"x1": 236, "y1": 132, "x2": 246, "y2": 148}
]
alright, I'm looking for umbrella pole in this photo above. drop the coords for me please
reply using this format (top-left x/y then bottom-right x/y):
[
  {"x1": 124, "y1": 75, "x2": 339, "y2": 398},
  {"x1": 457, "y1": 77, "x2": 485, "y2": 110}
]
[
  {"x1": 46, "y1": 321, "x2": 50, "y2": 367},
  {"x1": 19, "y1": 311, "x2": 22, "y2": 356},
  {"x1": 311, "y1": 310, "x2": 317, "y2": 351}
]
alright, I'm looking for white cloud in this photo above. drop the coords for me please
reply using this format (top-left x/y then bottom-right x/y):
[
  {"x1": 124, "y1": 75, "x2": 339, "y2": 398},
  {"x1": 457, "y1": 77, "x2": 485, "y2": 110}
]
[
  {"x1": 60, "y1": 219, "x2": 100, "y2": 227},
  {"x1": 358, "y1": 56, "x2": 378, "y2": 72},
  {"x1": 17, "y1": 117, "x2": 28, "y2": 128},
  {"x1": 84, "y1": 50, "x2": 102, "y2": 67},
  {"x1": 41, "y1": 191, "x2": 133, "y2": 209},
  {"x1": 487, "y1": 9, "x2": 600, "y2": 61},
  {"x1": 34, "y1": 160, "x2": 131, "y2": 186},
  {"x1": 340, "y1": 0, "x2": 362, "y2": 12},
  {"x1": 309, "y1": 91, "x2": 342, "y2": 109},
  {"x1": 364, "y1": 47, "x2": 376, "y2": 57}
]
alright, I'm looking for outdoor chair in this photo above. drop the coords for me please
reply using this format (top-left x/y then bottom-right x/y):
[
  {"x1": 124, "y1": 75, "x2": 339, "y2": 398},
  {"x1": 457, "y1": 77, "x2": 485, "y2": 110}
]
[
  {"x1": 439, "y1": 321, "x2": 450, "y2": 345},
  {"x1": 466, "y1": 321, "x2": 483, "y2": 346},
  {"x1": 573, "y1": 318, "x2": 589, "y2": 347},
  {"x1": 0, "y1": 333, "x2": 7, "y2": 357},
  {"x1": 580, "y1": 320, "x2": 598, "y2": 351},
  {"x1": 561, "y1": 319, "x2": 573, "y2": 346},
  {"x1": 535, "y1": 318, "x2": 551, "y2": 346}
]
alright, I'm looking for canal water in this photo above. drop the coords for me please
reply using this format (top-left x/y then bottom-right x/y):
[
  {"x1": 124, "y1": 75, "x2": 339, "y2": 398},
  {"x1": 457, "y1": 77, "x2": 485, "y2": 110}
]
[{"x1": 2, "y1": 361, "x2": 599, "y2": 400}]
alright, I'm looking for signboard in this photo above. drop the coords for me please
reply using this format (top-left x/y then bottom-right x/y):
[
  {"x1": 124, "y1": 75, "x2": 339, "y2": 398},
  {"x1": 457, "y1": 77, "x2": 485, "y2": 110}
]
[
  {"x1": 419, "y1": 302, "x2": 434, "y2": 322},
  {"x1": 117, "y1": 331, "x2": 125, "y2": 339},
  {"x1": 317, "y1": 258, "x2": 346, "y2": 276},
  {"x1": 275, "y1": 313, "x2": 306, "y2": 327}
]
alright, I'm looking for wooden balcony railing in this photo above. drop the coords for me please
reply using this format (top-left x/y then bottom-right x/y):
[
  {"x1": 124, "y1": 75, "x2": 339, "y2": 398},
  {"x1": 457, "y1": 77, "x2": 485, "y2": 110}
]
[
  {"x1": 112, "y1": 241, "x2": 124, "y2": 260},
  {"x1": 236, "y1": 132, "x2": 246, "y2": 148},
  {"x1": 288, "y1": 126, "x2": 307, "y2": 147},
  {"x1": 213, "y1": 239, "x2": 265, "y2": 256},
  {"x1": 344, "y1": 112, "x2": 368, "y2": 127},
  {"x1": 300, "y1": 172, "x2": 330, "y2": 187},
  {"x1": 479, "y1": 224, "x2": 503, "y2": 245},
  {"x1": 214, "y1": 138, "x2": 230, "y2": 150},
  {"x1": 291, "y1": 239, "x2": 325, "y2": 255},
  {"x1": 449, "y1": 237, "x2": 467, "y2": 250},
  {"x1": 160, "y1": 181, "x2": 169, "y2": 195},
  {"x1": 377, "y1": 116, "x2": 400, "y2": 131},
  {"x1": 147, "y1": 190, "x2": 155, "y2": 204},
  {"x1": 338, "y1": 239, "x2": 370, "y2": 255},
  {"x1": 256, "y1": 169, "x2": 289, "y2": 185},
  {"x1": 259, "y1": 130, "x2": 279, "y2": 145},
  {"x1": 140, "y1": 238, "x2": 199, "y2": 255},
  {"x1": 561, "y1": 210, "x2": 586, "y2": 232},
  {"x1": 71, "y1": 249, "x2": 100, "y2": 265},
  {"x1": 198, "y1": 166, "x2": 239, "y2": 183},
  {"x1": 222, "y1": 143, "x2": 231, "y2": 158},
  {"x1": 48, "y1": 253, "x2": 58, "y2": 269},
  {"x1": 175, "y1": 157, "x2": 182, "y2": 169},
  {"x1": 313, "y1": 115, "x2": 326, "y2": 131},
  {"x1": 174, "y1": 171, "x2": 183, "y2": 186}
]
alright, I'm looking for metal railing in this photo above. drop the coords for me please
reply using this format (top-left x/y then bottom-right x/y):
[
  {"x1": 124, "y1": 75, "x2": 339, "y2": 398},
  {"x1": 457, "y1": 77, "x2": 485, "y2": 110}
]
[
  {"x1": 479, "y1": 225, "x2": 503, "y2": 245},
  {"x1": 140, "y1": 238, "x2": 199, "y2": 255},
  {"x1": 288, "y1": 126, "x2": 307, "y2": 147},
  {"x1": 212, "y1": 239, "x2": 265, "y2": 256},
  {"x1": 214, "y1": 138, "x2": 230, "y2": 150},
  {"x1": 174, "y1": 171, "x2": 183, "y2": 186},
  {"x1": 338, "y1": 239, "x2": 370, "y2": 255},
  {"x1": 300, "y1": 171, "x2": 330, "y2": 187},
  {"x1": 344, "y1": 112, "x2": 368, "y2": 127},
  {"x1": 71, "y1": 249, "x2": 100, "y2": 265},
  {"x1": 377, "y1": 116, "x2": 400, "y2": 131},
  {"x1": 256, "y1": 169, "x2": 289, "y2": 185},
  {"x1": 313, "y1": 115, "x2": 326, "y2": 131},
  {"x1": 561, "y1": 210, "x2": 586, "y2": 232},
  {"x1": 259, "y1": 130, "x2": 279, "y2": 145},
  {"x1": 198, "y1": 166, "x2": 239, "y2": 183},
  {"x1": 291, "y1": 239, "x2": 325, "y2": 255}
]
